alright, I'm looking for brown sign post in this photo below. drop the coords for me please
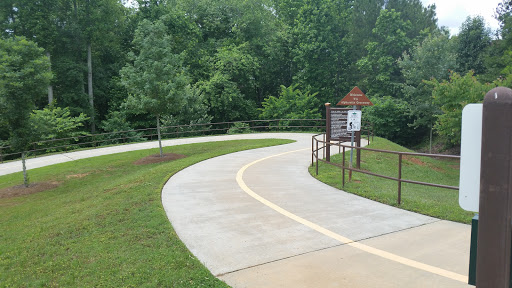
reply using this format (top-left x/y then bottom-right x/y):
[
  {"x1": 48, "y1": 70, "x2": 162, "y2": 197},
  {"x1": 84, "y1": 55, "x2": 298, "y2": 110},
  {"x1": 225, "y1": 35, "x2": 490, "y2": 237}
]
[
  {"x1": 326, "y1": 87, "x2": 372, "y2": 167},
  {"x1": 476, "y1": 87, "x2": 512, "y2": 287},
  {"x1": 337, "y1": 86, "x2": 373, "y2": 106}
]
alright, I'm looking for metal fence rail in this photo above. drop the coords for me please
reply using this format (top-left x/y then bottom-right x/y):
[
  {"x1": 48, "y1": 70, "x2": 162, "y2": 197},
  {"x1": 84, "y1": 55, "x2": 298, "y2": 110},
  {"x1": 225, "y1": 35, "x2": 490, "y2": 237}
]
[
  {"x1": 0, "y1": 119, "x2": 326, "y2": 163},
  {"x1": 312, "y1": 134, "x2": 460, "y2": 205}
]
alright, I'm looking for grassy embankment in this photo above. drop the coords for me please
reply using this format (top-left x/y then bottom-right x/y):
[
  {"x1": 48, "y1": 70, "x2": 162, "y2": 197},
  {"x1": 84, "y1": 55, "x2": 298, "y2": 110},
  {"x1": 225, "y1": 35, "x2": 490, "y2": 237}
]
[
  {"x1": 309, "y1": 137, "x2": 475, "y2": 224},
  {"x1": 0, "y1": 139, "x2": 293, "y2": 287}
]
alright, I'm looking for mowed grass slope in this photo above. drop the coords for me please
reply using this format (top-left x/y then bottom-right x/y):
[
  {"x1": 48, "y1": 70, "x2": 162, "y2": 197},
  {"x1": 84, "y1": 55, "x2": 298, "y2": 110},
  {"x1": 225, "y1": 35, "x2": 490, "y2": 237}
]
[
  {"x1": 310, "y1": 137, "x2": 475, "y2": 224},
  {"x1": 0, "y1": 139, "x2": 293, "y2": 287}
]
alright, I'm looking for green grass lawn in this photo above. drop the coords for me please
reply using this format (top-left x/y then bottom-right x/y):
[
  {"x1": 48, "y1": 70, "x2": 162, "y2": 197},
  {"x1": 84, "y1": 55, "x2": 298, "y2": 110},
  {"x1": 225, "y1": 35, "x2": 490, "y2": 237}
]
[
  {"x1": 0, "y1": 139, "x2": 293, "y2": 287},
  {"x1": 309, "y1": 137, "x2": 475, "y2": 224}
]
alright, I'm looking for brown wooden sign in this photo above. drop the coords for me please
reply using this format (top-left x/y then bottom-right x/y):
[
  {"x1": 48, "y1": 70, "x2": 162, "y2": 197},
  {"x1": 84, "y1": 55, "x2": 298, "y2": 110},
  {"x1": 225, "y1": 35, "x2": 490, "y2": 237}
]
[
  {"x1": 337, "y1": 87, "x2": 373, "y2": 106},
  {"x1": 325, "y1": 103, "x2": 361, "y2": 163},
  {"x1": 329, "y1": 108, "x2": 351, "y2": 141}
]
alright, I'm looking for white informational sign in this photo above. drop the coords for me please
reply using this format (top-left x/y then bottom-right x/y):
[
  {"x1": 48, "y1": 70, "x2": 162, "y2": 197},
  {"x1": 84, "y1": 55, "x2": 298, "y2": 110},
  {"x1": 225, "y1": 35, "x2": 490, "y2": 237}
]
[
  {"x1": 347, "y1": 110, "x2": 361, "y2": 132},
  {"x1": 459, "y1": 104, "x2": 483, "y2": 212}
]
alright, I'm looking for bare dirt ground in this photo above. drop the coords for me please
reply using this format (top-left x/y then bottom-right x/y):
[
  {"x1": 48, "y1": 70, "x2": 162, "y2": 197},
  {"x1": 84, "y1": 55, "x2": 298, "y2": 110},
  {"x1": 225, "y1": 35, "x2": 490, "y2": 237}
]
[
  {"x1": 0, "y1": 181, "x2": 61, "y2": 199},
  {"x1": 0, "y1": 153, "x2": 187, "y2": 199},
  {"x1": 133, "y1": 153, "x2": 187, "y2": 165}
]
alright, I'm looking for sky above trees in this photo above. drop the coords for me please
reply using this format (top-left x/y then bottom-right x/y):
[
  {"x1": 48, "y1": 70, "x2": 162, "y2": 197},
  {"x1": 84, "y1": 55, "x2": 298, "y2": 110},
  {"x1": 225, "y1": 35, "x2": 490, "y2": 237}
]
[{"x1": 421, "y1": 0, "x2": 501, "y2": 35}]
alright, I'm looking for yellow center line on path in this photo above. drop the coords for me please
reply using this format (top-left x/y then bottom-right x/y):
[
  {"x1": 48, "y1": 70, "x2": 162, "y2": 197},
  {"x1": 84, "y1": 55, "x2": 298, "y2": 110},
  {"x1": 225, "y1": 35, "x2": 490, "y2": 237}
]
[{"x1": 236, "y1": 148, "x2": 467, "y2": 283}]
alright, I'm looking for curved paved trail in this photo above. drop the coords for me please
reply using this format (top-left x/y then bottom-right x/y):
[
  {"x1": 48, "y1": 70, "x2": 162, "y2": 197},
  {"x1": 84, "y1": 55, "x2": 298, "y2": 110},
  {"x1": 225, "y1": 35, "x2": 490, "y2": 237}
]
[
  {"x1": 162, "y1": 133, "x2": 472, "y2": 288},
  {"x1": 1, "y1": 133, "x2": 472, "y2": 287}
]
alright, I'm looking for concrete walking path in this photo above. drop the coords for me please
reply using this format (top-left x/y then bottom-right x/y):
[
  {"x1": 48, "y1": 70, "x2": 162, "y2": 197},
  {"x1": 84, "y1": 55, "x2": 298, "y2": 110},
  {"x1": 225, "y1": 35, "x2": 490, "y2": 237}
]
[
  {"x1": 0, "y1": 133, "x2": 472, "y2": 287},
  {"x1": 0, "y1": 133, "x2": 306, "y2": 176},
  {"x1": 162, "y1": 133, "x2": 472, "y2": 288}
]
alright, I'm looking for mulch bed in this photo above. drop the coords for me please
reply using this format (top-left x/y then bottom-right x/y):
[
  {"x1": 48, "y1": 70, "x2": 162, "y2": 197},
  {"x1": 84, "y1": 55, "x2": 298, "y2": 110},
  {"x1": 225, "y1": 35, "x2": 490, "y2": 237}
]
[
  {"x1": 0, "y1": 182, "x2": 61, "y2": 199},
  {"x1": 133, "y1": 153, "x2": 187, "y2": 165}
]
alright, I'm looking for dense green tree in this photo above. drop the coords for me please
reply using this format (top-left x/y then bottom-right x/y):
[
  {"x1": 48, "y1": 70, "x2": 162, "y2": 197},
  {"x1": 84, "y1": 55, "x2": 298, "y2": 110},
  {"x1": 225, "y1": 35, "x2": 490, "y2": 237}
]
[
  {"x1": 496, "y1": 0, "x2": 512, "y2": 43},
  {"x1": 211, "y1": 43, "x2": 261, "y2": 103},
  {"x1": 0, "y1": 36, "x2": 52, "y2": 186},
  {"x1": 259, "y1": 84, "x2": 321, "y2": 127},
  {"x1": 362, "y1": 96, "x2": 423, "y2": 146},
  {"x1": 198, "y1": 72, "x2": 257, "y2": 123},
  {"x1": 456, "y1": 16, "x2": 492, "y2": 75},
  {"x1": 428, "y1": 71, "x2": 494, "y2": 146},
  {"x1": 292, "y1": 0, "x2": 352, "y2": 104},
  {"x1": 30, "y1": 105, "x2": 89, "y2": 149},
  {"x1": 357, "y1": 9, "x2": 412, "y2": 97},
  {"x1": 0, "y1": 0, "x2": 60, "y2": 104},
  {"x1": 0, "y1": 0, "x2": 130, "y2": 131},
  {"x1": 481, "y1": 1, "x2": 512, "y2": 82},
  {"x1": 99, "y1": 110, "x2": 145, "y2": 144},
  {"x1": 136, "y1": 0, "x2": 171, "y2": 21},
  {"x1": 177, "y1": 0, "x2": 281, "y2": 101},
  {"x1": 385, "y1": 0, "x2": 437, "y2": 40},
  {"x1": 120, "y1": 19, "x2": 188, "y2": 156},
  {"x1": 398, "y1": 30, "x2": 457, "y2": 148},
  {"x1": 347, "y1": 0, "x2": 384, "y2": 63},
  {"x1": 161, "y1": 85, "x2": 212, "y2": 134}
]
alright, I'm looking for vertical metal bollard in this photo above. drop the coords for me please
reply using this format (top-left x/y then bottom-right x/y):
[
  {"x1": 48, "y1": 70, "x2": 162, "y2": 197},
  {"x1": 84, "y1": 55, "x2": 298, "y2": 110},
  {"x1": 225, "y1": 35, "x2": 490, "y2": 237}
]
[{"x1": 476, "y1": 87, "x2": 512, "y2": 287}]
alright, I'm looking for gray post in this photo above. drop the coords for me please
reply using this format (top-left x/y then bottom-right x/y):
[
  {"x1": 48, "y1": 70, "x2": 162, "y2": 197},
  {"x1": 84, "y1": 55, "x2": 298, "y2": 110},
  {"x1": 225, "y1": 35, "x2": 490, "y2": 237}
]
[
  {"x1": 348, "y1": 105, "x2": 356, "y2": 180},
  {"x1": 476, "y1": 87, "x2": 512, "y2": 287}
]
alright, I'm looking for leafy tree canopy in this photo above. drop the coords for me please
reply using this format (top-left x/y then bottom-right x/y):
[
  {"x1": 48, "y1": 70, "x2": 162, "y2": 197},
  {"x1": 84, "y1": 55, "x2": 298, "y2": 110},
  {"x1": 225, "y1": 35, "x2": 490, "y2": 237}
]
[
  {"x1": 259, "y1": 84, "x2": 321, "y2": 120},
  {"x1": 456, "y1": 16, "x2": 492, "y2": 75},
  {"x1": 120, "y1": 19, "x2": 188, "y2": 117},
  {"x1": 428, "y1": 71, "x2": 494, "y2": 146},
  {"x1": 0, "y1": 36, "x2": 52, "y2": 151}
]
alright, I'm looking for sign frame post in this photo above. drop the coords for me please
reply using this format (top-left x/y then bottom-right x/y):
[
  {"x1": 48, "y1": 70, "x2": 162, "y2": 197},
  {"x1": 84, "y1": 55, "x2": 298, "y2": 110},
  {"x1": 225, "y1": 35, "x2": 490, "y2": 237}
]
[
  {"x1": 347, "y1": 107, "x2": 361, "y2": 178},
  {"x1": 336, "y1": 87, "x2": 372, "y2": 170},
  {"x1": 476, "y1": 87, "x2": 512, "y2": 287}
]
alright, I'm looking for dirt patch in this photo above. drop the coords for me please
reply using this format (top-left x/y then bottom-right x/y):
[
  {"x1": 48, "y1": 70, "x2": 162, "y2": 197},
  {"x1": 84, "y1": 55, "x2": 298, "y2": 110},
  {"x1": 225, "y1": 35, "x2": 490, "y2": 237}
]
[
  {"x1": 404, "y1": 156, "x2": 426, "y2": 166},
  {"x1": 66, "y1": 173, "x2": 90, "y2": 179},
  {"x1": 133, "y1": 153, "x2": 187, "y2": 165},
  {"x1": 404, "y1": 155, "x2": 446, "y2": 172},
  {"x1": 0, "y1": 181, "x2": 61, "y2": 199}
]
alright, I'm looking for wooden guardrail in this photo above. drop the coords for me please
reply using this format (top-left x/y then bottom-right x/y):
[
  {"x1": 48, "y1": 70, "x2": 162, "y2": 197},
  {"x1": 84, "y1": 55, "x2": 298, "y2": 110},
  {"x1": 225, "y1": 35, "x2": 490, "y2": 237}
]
[
  {"x1": 0, "y1": 119, "x2": 326, "y2": 163},
  {"x1": 312, "y1": 134, "x2": 459, "y2": 205}
]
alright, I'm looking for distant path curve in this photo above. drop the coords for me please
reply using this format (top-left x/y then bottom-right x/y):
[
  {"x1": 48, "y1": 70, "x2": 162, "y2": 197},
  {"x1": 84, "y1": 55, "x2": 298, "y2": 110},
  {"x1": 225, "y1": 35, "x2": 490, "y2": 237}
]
[{"x1": 0, "y1": 133, "x2": 309, "y2": 176}]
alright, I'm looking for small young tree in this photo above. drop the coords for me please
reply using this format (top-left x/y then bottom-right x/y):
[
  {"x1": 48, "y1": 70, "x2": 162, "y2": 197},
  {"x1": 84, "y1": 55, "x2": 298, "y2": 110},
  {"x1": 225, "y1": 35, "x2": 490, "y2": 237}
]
[
  {"x1": 0, "y1": 36, "x2": 52, "y2": 186},
  {"x1": 30, "y1": 105, "x2": 89, "y2": 151},
  {"x1": 120, "y1": 19, "x2": 188, "y2": 157}
]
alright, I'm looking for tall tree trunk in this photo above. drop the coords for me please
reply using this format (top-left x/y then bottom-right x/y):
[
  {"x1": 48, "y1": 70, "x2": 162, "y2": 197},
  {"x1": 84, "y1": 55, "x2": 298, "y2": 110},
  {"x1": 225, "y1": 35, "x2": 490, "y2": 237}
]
[
  {"x1": 88, "y1": 43, "x2": 95, "y2": 133},
  {"x1": 156, "y1": 115, "x2": 163, "y2": 157},
  {"x1": 22, "y1": 152, "x2": 29, "y2": 187},
  {"x1": 73, "y1": 0, "x2": 78, "y2": 19},
  {"x1": 47, "y1": 52, "x2": 54, "y2": 104}
]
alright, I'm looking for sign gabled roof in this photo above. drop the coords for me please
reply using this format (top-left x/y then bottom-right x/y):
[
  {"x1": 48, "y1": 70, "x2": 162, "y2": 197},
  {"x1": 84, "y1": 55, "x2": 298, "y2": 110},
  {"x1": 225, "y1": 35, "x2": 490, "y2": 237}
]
[{"x1": 336, "y1": 86, "x2": 373, "y2": 106}]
